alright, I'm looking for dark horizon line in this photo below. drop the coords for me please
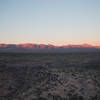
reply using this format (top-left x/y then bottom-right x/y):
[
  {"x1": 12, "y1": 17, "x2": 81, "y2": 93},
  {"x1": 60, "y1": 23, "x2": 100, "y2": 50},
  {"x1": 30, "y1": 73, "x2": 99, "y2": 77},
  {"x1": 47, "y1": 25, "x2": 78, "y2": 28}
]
[{"x1": 0, "y1": 43, "x2": 100, "y2": 46}]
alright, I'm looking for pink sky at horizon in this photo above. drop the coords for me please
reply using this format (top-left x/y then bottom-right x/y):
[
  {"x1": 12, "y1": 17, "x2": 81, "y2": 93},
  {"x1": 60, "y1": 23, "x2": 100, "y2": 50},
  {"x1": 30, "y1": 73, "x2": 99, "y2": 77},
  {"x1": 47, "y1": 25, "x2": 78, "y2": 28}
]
[{"x1": 0, "y1": 0, "x2": 100, "y2": 46}]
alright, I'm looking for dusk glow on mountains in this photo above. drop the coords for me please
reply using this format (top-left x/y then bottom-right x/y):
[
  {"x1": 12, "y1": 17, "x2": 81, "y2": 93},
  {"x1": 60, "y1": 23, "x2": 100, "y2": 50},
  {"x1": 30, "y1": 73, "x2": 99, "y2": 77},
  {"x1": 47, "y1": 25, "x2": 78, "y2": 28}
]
[{"x1": 0, "y1": 43, "x2": 100, "y2": 52}]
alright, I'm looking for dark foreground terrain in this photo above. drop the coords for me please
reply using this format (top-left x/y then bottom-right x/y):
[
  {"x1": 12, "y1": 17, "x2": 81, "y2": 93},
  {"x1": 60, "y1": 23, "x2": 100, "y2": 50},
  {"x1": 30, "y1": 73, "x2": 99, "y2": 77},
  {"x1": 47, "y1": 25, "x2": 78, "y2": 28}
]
[{"x1": 0, "y1": 52, "x2": 100, "y2": 100}]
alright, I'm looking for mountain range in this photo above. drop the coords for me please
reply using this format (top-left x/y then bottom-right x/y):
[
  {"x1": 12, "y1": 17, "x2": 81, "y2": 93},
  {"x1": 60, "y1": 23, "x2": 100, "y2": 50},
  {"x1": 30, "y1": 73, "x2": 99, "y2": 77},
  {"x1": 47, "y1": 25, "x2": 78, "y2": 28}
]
[{"x1": 0, "y1": 43, "x2": 100, "y2": 52}]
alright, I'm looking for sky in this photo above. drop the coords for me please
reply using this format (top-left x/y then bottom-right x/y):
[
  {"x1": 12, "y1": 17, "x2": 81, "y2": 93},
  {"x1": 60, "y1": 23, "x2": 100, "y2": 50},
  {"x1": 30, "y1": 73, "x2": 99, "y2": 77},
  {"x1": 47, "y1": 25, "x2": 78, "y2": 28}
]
[{"x1": 0, "y1": 0, "x2": 100, "y2": 46}]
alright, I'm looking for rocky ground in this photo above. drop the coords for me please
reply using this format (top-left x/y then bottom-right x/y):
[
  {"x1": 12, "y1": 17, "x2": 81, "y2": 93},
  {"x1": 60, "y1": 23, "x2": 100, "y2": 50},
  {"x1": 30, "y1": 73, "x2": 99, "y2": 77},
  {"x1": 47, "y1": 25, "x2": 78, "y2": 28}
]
[{"x1": 0, "y1": 52, "x2": 100, "y2": 100}]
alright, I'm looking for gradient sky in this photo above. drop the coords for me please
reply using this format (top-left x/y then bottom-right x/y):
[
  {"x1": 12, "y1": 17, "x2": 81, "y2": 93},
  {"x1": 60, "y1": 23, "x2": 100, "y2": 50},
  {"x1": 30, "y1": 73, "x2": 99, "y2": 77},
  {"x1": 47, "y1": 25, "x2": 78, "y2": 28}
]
[{"x1": 0, "y1": 0, "x2": 100, "y2": 45}]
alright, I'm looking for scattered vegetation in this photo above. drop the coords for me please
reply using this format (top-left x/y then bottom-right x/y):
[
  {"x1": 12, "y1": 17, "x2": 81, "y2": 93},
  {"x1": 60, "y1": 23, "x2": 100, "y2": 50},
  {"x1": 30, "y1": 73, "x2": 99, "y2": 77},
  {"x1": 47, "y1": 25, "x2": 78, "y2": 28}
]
[{"x1": 0, "y1": 52, "x2": 100, "y2": 100}]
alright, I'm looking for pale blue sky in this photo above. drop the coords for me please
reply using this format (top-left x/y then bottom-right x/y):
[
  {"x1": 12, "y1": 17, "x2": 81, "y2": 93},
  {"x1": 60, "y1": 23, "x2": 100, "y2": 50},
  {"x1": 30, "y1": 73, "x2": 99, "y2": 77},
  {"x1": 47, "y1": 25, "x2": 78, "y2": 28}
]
[{"x1": 0, "y1": 0, "x2": 100, "y2": 45}]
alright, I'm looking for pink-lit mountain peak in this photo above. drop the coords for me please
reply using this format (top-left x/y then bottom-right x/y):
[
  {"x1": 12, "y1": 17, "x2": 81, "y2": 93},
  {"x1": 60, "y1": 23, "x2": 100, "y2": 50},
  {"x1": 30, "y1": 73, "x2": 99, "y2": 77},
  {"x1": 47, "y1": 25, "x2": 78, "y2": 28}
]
[{"x1": 0, "y1": 43, "x2": 100, "y2": 49}]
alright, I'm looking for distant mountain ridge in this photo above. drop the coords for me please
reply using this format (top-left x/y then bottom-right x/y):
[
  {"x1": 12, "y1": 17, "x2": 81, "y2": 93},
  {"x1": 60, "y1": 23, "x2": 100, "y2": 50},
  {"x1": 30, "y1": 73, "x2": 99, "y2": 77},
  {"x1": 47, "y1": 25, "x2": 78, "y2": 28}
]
[{"x1": 0, "y1": 43, "x2": 100, "y2": 52}]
